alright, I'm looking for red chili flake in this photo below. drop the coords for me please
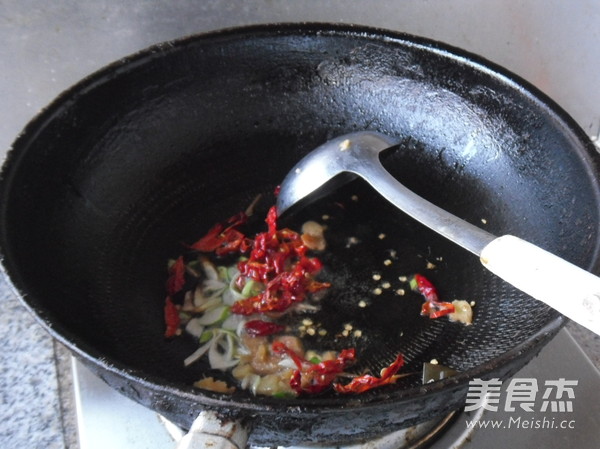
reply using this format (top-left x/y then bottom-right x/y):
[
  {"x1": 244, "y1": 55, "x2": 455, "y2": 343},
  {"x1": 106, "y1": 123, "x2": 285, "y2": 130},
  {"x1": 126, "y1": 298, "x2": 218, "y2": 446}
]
[
  {"x1": 420, "y1": 300, "x2": 456, "y2": 319},
  {"x1": 410, "y1": 274, "x2": 455, "y2": 319},
  {"x1": 189, "y1": 222, "x2": 224, "y2": 252},
  {"x1": 164, "y1": 297, "x2": 181, "y2": 338},
  {"x1": 410, "y1": 273, "x2": 439, "y2": 302},
  {"x1": 190, "y1": 212, "x2": 251, "y2": 255},
  {"x1": 272, "y1": 341, "x2": 307, "y2": 369},
  {"x1": 244, "y1": 320, "x2": 286, "y2": 337},
  {"x1": 231, "y1": 206, "x2": 330, "y2": 315},
  {"x1": 265, "y1": 205, "x2": 278, "y2": 235},
  {"x1": 166, "y1": 256, "x2": 186, "y2": 296},
  {"x1": 273, "y1": 341, "x2": 356, "y2": 394},
  {"x1": 333, "y1": 353, "x2": 405, "y2": 394}
]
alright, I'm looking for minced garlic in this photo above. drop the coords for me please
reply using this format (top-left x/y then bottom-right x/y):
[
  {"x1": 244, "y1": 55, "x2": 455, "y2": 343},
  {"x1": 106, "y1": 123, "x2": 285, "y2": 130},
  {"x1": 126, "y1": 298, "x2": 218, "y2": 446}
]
[
  {"x1": 301, "y1": 221, "x2": 326, "y2": 251},
  {"x1": 448, "y1": 300, "x2": 473, "y2": 325},
  {"x1": 194, "y1": 377, "x2": 235, "y2": 394}
]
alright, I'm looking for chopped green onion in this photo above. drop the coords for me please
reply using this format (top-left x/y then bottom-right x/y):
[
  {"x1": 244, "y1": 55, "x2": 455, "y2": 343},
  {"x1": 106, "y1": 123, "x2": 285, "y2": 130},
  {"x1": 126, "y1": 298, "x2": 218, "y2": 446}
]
[
  {"x1": 199, "y1": 329, "x2": 214, "y2": 344},
  {"x1": 241, "y1": 279, "x2": 262, "y2": 298},
  {"x1": 187, "y1": 259, "x2": 200, "y2": 271},
  {"x1": 227, "y1": 265, "x2": 239, "y2": 280},
  {"x1": 185, "y1": 318, "x2": 205, "y2": 338},
  {"x1": 196, "y1": 305, "x2": 230, "y2": 326},
  {"x1": 217, "y1": 265, "x2": 229, "y2": 281},
  {"x1": 222, "y1": 272, "x2": 246, "y2": 305},
  {"x1": 409, "y1": 276, "x2": 418, "y2": 291},
  {"x1": 221, "y1": 314, "x2": 245, "y2": 332},
  {"x1": 183, "y1": 338, "x2": 213, "y2": 366},
  {"x1": 272, "y1": 391, "x2": 297, "y2": 399},
  {"x1": 194, "y1": 285, "x2": 224, "y2": 307},
  {"x1": 208, "y1": 330, "x2": 240, "y2": 370},
  {"x1": 200, "y1": 258, "x2": 219, "y2": 280}
]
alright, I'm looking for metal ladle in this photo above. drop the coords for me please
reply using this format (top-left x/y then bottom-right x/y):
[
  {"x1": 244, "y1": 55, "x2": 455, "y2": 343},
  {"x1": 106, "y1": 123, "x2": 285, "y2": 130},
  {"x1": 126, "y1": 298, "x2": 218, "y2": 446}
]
[{"x1": 276, "y1": 131, "x2": 600, "y2": 336}]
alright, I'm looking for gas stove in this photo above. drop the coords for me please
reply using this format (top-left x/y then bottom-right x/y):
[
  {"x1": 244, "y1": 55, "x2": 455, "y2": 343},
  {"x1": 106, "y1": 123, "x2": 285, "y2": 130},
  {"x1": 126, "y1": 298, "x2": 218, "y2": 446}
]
[{"x1": 73, "y1": 328, "x2": 599, "y2": 449}]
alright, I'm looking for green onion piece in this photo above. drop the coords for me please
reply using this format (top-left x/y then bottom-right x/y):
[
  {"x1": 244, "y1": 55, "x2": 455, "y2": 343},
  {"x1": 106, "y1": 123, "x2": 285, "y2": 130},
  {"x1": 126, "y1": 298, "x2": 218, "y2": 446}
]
[
  {"x1": 183, "y1": 338, "x2": 213, "y2": 367},
  {"x1": 208, "y1": 330, "x2": 240, "y2": 370},
  {"x1": 196, "y1": 305, "x2": 230, "y2": 326},
  {"x1": 199, "y1": 330, "x2": 214, "y2": 344},
  {"x1": 241, "y1": 279, "x2": 261, "y2": 298},
  {"x1": 227, "y1": 266, "x2": 239, "y2": 280},
  {"x1": 272, "y1": 391, "x2": 297, "y2": 399},
  {"x1": 409, "y1": 276, "x2": 418, "y2": 291},
  {"x1": 185, "y1": 318, "x2": 205, "y2": 338},
  {"x1": 187, "y1": 260, "x2": 200, "y2": 271},
  {"x1": 217, "y1": 266, "x2": 229, "y2": 281},
  {"x1": 178, "y1": 311, "x2": 191, "y2": 320}
]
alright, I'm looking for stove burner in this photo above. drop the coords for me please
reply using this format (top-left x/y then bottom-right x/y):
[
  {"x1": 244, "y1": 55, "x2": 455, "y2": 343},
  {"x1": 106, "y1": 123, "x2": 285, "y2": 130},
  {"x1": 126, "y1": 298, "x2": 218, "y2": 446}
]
[{"x1": 159, "y1": 411, "x2": 464, "y2": 449}]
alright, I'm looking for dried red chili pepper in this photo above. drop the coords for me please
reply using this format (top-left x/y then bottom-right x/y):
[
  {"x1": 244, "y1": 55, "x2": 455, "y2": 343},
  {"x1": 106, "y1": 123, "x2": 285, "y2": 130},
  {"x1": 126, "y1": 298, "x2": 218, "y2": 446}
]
[
  {"x1": 411, "y1": 273, "x2": 439, "y2": 302},
  {"x1": 186, "y1": 205, "x2": 329, "y2": 316},
  {"x1": 333, "y1": 353, "x2": 404, "y2": 394},
  {"x1": 190, "y1": 212, "x2": 251, "y2": 255},
  {"x1": 410, "y1": 274, "x2": 455, "y2": 319},
  {"x1": 189, "y1": 222, "x2": 223, "y2": 252},
  {"x1": 244, "y1": 320, "x2": 286, "y2": 337},
  {"x1": 272, "y1": 340, "x2": 306, "y2": 369},
  {"x1": 232, "y1": 270, "x2": 330, "y2": 315},
  {"x1": 273, "y1": 341, "x2": 356, "y2": 394},
  {"x1": 166, "y1": 256, "x2": 186, "y2": 296},
  {"x1": 420, "y1": 300, "x2": 456, "y2": 319},
  {"x1": 231, "y1": 206, "x2": 330, "y2": 315},
  {"x1": 265, "y1": 205, "x2": 278, "y2": 235},
  {"x1": 164, "y1": 297, "x2": 181, "y2": 338}
]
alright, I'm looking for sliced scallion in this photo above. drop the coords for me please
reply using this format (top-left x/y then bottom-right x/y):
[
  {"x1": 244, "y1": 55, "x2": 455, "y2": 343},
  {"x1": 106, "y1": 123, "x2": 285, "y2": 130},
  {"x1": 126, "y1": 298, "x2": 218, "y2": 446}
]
[
  {"x1": 196, "y1": 305, "x2": 230, "y2": 326},
  {"x1": 183, "y1": 338, "x2": 213, "y2": 366},
  {"x1": 241, "y1": 279, "x2": 262, "y2": 298},
  {"x1": 185, "y1": 318, "x2": 205, "y2": 338}
]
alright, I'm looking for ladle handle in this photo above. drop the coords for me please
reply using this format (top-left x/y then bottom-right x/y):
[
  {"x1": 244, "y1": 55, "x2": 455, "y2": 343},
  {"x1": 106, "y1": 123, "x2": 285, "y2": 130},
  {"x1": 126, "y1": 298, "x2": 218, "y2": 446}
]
[{"x1": 480, "y1": 235, "x2": 600, "y2": 336}]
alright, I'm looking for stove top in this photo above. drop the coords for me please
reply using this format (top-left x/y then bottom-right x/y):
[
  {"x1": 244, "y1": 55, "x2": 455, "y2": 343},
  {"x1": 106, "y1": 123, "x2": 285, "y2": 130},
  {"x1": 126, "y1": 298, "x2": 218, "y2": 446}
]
[{"x1": 73, "y1": 329, "x2": 600, "y2": 448}]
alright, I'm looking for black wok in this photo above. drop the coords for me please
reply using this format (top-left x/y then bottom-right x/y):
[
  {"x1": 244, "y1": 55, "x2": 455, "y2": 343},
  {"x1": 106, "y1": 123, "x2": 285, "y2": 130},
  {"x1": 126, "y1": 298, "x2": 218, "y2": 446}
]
[{"x1": 1, "y1": 24, "x2": 599, "y2": 445}]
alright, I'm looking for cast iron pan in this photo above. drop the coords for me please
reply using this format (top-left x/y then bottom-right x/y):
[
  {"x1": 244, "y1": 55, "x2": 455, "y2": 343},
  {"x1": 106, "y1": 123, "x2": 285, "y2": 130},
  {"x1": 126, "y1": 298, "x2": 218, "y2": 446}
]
[{"x1": 1, "y1": 24, "x2": 600, "y2": 445}]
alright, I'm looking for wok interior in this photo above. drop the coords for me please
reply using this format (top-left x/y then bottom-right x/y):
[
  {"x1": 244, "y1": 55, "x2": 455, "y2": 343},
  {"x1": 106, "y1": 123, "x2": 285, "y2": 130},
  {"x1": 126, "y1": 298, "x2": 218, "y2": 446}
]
[{"x1": 3, "y1": 28, "x2": 599, "y2": 408}]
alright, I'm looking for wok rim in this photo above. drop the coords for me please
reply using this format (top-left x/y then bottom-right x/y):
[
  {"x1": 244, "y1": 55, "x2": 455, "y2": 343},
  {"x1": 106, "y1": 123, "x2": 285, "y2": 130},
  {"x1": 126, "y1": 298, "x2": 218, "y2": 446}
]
[{"x1": 0, "y1": 22, "x2": 594, "y2": 415}]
